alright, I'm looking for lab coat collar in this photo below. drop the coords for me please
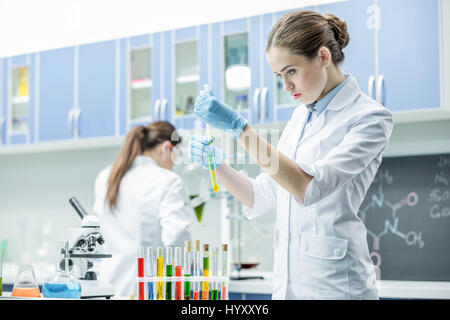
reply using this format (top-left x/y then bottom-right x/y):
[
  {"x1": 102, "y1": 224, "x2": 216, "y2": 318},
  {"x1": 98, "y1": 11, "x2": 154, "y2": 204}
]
[
  {"x1": 325, "y1": 75, "x2": 361, "y2": 112},
  {"x1": 133, "y1": 155, "x2": 158, "y2": 167}
]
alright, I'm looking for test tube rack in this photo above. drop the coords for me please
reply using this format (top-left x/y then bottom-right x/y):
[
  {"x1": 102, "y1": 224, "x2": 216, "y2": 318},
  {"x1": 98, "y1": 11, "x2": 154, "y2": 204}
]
[
  {"x1": 136, "y1": 243, "x2": 229, "y2": 300},
  {"x1": 136, "y1": 276, "x2": 230, "y2": 300}
]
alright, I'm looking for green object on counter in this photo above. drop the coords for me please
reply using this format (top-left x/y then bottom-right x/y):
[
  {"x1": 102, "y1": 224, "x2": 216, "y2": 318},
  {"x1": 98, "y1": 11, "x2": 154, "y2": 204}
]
[
  {"x1": 0, "y1": 276, "x2": 2, "y2": 296},
  {"x1": 189, "y1": 195, "x2": 205, "y2": 223}
]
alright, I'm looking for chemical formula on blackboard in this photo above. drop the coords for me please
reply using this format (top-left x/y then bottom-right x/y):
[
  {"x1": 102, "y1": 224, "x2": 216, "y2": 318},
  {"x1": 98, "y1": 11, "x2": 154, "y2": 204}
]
[{"x1": 359, "y1": 154, "x2": 450, "y2": 281}]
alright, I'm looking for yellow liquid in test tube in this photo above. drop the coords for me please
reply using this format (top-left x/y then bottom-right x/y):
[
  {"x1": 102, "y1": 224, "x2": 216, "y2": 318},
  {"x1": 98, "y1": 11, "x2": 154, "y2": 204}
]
[
  {"x1": 206, "y1": 124, "x2": 219, "y2": 193},
  {"x1": 156, "y1": 247, "x2": 163, "y2": 300}
]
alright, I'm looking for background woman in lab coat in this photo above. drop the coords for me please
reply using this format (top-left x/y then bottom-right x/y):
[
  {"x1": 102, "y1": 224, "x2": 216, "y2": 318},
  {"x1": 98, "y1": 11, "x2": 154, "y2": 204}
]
[
  {"x1": 189, "y1": 10, "x2": 393, "y2": 299},
  {"x1": 93, "y1": 121, "x2": 191, "y2": 297}
]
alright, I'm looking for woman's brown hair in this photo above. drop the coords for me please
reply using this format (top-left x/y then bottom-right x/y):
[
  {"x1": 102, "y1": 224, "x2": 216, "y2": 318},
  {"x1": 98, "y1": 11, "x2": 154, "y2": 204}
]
[
  {"x1": 266, "y1": 10, "x2": 350, "y2": 65},
  {"x1": 106, "y1": 121, "x2": 181, "y2": 210}
]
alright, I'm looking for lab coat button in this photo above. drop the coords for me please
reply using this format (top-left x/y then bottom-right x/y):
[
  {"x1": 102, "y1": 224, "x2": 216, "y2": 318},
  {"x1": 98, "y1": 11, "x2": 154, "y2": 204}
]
[{"x1": 334, "y1": 249, "x2": 341, "y2": 257}]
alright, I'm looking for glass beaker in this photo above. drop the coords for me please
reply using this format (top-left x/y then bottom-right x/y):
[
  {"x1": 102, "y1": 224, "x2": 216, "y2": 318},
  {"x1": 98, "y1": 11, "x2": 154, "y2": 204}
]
[
  {"x1": 11, "y1": 264, "x2": 41, "y2": 298},
  {"x1": 42, "y1": 271, "x2": 81, "y2": 299},
  {"x1": 42, "y1": 242, "x2": 81, "y2": 299}
]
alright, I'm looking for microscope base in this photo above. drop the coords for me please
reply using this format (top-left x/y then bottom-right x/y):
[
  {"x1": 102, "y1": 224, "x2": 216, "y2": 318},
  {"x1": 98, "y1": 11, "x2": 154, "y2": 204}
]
[{"x1": 79, "y1": 280, "x2": 115, "y2": 299}]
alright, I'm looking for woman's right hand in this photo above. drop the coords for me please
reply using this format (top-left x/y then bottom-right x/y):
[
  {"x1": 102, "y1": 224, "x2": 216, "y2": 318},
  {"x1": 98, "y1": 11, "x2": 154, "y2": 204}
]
[{"x1": 188, "y1": 135, "x2": 227, "y2": 170}]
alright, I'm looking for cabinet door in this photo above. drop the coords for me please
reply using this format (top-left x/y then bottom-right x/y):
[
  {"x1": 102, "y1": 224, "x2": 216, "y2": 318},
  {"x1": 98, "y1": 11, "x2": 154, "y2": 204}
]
[
  {"x1": 222, "y1": 17, "x2": 251, "y2": 122},
  {"x1": 126, "y1": 34, "x2": 153, "y2": 132},
  {"x1": 9, "y1": 54, "x2": 35, "y2": 145},
  {"x1": 318, "y1": 0, "x2": 375, "y2": 97},
  {"x1": 38, "y1": 47, "x2": 75, "y2": 142},
  {"x1": 378, "y1": 0, "x2": 440, "y2": 111},
  {"x1": 78, "y1": 40, "x2": 117, "y2": 138},
  {"x1": 173, "y1": 26, "x2": 201, "y2": 130}
]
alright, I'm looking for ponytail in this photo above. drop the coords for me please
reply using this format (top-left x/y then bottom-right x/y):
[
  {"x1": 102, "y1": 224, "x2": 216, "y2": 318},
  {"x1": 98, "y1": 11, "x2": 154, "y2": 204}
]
[{"x1": 106, "y1": 125, "x2": 147, "y2": 210}]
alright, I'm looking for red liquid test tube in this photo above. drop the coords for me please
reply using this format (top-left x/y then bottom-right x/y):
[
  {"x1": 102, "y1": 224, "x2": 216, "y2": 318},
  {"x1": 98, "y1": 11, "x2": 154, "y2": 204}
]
[
  {"x1": 174, "y1": 247, "x2": 182, "y2": 300},
  {"x1": 138, "y1": 247, "x2": 145, "y2": 300},
  {"x1": 175, "y1": 266, "x2": 182, "y2": 300}
]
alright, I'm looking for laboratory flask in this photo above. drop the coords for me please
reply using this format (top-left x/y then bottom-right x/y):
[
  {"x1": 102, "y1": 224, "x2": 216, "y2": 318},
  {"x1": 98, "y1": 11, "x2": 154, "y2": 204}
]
[
  {"x1": 11, "y1": 264, "x2": 41, "y2": 298},
  {"x1": 42, "y1": 242, "x2": 81, "y2": 299}
]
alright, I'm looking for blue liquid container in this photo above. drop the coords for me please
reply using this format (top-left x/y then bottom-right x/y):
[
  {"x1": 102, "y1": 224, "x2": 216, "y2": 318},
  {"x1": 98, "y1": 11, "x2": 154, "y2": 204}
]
[
  {"x1": 148, "y1": 282, "x2": 154, "y2": 300},
  {"x1": 43, "y1": 282, "x2": 81, "y2": 299},
  {"x1": 42, "y1": 271, "x2": 81, "y2": 299}
]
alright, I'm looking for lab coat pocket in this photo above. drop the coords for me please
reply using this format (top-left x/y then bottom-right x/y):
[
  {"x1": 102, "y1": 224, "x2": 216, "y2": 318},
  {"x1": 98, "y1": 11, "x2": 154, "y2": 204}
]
[{"x1": 297, "y1": 232, "x2": 350, "y2": 299}]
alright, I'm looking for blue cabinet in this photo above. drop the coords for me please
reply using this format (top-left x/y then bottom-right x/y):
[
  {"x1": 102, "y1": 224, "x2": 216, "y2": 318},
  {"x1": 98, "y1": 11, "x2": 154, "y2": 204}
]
[
  {"x1": 38, "y1": 41, "x2": 118, "y2": 142},
  {"x1": 319, "y1": 0, "x2": 440, "y2": 112},
  {"x1": 0, "y1": 0, "x2": 442, "y2": 149},
  {"x1": 38, "y1": 47, "x2": 75, "y2": 142},
  {"x1": 78, "y1": 40, "x2": 117, "y2": 138},
  {"x1": 378, "y1": 0, "x2": 440, "y2": 111}
]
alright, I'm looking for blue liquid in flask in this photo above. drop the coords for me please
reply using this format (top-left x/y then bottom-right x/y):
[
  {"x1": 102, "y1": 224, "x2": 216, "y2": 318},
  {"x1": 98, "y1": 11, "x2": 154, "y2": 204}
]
[{"x1": 42, "y1": 282, "x2": 81, "y2": 299}]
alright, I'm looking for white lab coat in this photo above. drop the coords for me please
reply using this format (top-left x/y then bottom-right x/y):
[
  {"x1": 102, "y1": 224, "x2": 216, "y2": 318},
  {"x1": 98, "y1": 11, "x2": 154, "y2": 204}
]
[
  {"x1": 244, "y1": 76, "x2": 393, "y2": 299},
  {"x1": 92, "y1": 155, "x2": 191, "y2": 297}
]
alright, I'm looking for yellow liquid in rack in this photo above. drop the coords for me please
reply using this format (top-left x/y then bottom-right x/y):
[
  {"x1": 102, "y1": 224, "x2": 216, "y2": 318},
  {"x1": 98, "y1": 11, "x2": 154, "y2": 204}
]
[{"x1": 156, "y1": 257, "x2": 163, "y2": 300}]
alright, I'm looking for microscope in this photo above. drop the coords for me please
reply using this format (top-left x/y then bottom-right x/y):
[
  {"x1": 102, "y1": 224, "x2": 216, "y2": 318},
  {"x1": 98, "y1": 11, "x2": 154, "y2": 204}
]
[{"x1": 62, "y1": 197, "x2": 115, "y2": 299}]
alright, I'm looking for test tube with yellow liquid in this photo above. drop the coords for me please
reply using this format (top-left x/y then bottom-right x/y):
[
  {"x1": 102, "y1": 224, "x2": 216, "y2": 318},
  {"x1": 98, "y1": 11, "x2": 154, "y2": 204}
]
[
  {"x1": 156, "y1": 247, "x2": 163, "y2": 300},
  {"x1": 206, "y1": 124, "x2": 219, "y2": 193},
  {"x1": 202, "y1": 244, "x2": 209, "y2": 300}
]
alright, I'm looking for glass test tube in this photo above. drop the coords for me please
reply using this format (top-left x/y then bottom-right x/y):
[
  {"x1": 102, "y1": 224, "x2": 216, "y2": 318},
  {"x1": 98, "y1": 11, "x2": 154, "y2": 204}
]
[
  {"x1": 137, "y1": 247, "x2": 145, "y2": 300},
  {"x1": 221, "y1": 244, "x2": 228, "y2": 300},
  {"x1": 193, "y1": 240, "x2": 201, "y2": 300},
  {"x1": 206, "y1": 124, "x2": 219, "y2": 193},
  {"x1": 156, "y1": 247, "x2": 164, "y2": 300},
  {"x1": 184, "y1": 241, "x2": 192, "y2": 300},
  {"x1": 202, "y1": 244, "x2": 209, "y2": 300},
  {"x1": 175, "y1": 247, "x2": 182, "y2": 300},
  {"x1": 166, "y1": 247, "x2": 173, "y2": 300},
  {"x1": 211, "y1": 246, "x2": 219, "y2": 300},
  {"x1": 146, "y1": 247, "x2": 154, "y2": 300}
]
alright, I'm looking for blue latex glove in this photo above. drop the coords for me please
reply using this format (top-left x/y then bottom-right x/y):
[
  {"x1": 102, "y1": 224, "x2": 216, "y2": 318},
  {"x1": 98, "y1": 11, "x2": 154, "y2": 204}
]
[
  {"x1": 188, "y1": 135, "x2": 227, "y2": 170},
  {"x1": 194, "y1": 84, "x2": 248, "y2": 139}
]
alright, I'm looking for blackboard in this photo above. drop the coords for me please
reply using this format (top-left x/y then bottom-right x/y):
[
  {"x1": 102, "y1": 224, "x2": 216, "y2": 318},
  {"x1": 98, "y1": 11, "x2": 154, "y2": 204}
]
[{"x1": 359, "y1": 153, "x2": 450, "y2": 281}]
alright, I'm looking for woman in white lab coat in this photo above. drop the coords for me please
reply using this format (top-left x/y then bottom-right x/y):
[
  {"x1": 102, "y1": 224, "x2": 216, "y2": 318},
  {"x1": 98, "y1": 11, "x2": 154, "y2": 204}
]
[
  {"x1": 189, "y1": 10, "x2": 393, "y2": 299},
  {"x1": 93, "y1": 121, "x2": 191, "y2": 297}
]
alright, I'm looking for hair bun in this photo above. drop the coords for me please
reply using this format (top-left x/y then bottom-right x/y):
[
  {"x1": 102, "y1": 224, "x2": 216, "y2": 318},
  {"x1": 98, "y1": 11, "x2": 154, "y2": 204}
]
[{"x1": 324, "y1": 14, "x2": 350, "y2": 50}]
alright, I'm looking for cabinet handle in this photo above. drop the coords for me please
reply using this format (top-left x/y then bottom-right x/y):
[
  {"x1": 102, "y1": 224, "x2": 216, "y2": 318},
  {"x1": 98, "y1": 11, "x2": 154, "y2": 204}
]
[
  {"x1": 375, "y1": 74, "x2": 385, "y2": 105},
  {"x1": 368, "y1": 75, "x2": 375, "y2": 99},
  {"x1": 260, "y1": 87, "x2": 269, "y2": 123},
  {"x1": 0, "y1": 116, "x2": 4, "y2": 144},
  {"x1": 154, "y1": 99, "x2": 161, "y2": 120},
  {"x1": 160, "y1": 99, "x2": 168, "y2": 121},
  {"x1": 73, "y1": 109, "x2": 81, "y2": 139},
  {"x1": 67, "y1": 109, "x2": 75, "y2": 137},
  {"x1": 253, "y1": 88, "x2": 261, "y2": 121}
]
